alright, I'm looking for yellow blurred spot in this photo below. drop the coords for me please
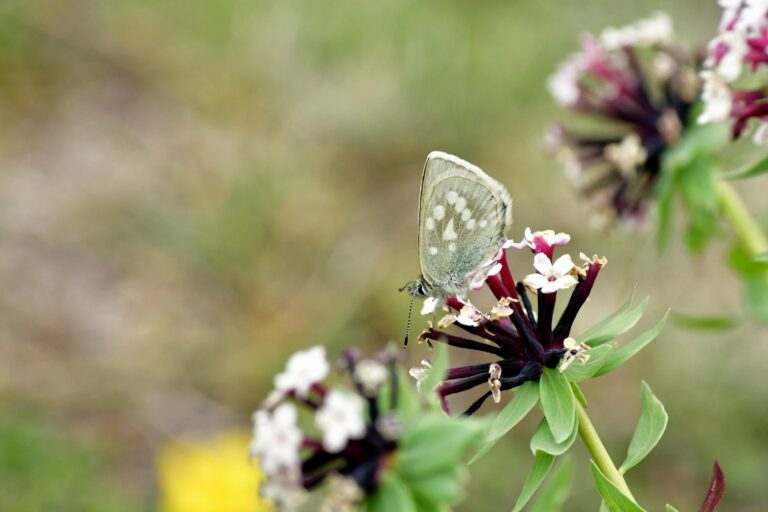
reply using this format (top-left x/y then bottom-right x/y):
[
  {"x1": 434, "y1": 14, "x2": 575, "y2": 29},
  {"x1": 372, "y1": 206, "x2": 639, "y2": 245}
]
[{"x1": 157, "y1": 431, "x2": 275, "y2": 512}]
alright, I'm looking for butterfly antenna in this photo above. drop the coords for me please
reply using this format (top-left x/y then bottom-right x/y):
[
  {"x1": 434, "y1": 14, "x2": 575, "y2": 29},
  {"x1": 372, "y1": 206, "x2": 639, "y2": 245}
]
[{"x1": 403, "y1": 292, "x2": 416, "y2": 347}]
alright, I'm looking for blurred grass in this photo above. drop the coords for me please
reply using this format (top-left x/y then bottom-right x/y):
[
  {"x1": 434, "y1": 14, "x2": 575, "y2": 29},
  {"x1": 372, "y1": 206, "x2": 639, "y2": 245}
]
[{"x1": 0, "y1": 0, "x2": 766, "y2": 510}]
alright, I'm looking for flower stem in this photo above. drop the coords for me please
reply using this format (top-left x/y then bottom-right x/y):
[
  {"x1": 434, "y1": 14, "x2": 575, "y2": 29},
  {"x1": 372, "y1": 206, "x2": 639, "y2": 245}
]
[
  {"x1": 716, "y1": 180, "x2": 768, "y2": 261},
  {"x1": 575, "y1": 393, "x2": 637, "y2": 503}
]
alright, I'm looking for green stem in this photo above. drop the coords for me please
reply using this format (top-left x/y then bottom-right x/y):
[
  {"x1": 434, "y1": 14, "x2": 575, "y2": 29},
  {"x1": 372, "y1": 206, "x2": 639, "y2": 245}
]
[
  {"x1": 716, "y1": 180, "x2": 768, "y2": 259},
  {"x1": 575, "y1": 395, "x2": 637, "y2": 503}
]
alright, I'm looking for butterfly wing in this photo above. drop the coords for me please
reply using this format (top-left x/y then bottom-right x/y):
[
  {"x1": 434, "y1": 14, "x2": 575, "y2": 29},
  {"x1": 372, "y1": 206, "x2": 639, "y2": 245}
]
[{"x1": 417, "y1": 151, "x2": 513, "y2": 297}]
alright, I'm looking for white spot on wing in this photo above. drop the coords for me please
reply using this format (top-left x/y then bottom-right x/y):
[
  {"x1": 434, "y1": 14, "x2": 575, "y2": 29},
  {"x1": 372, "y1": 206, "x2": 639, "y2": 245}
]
[
  {"x1": 425, "y1": 217, "x2": 435, "y2": 230},
  {"x1": 455, "y1": 196, "x2": 467, "y2": 213},
  {"x1": 433, "y1": 205, "x2": 446, "y2": 220},
  {"x1": 446, "y1": 191, "x2": 458, "y2": 204},
  {"x1": 429, "y1": 246, "x2": 438, "y2": 255},
  {"x1": 442, "y1": 218, "x2": 457, "y2": 241},
  {"x1": 479, "y1": 220, "x2": 488, "y2": 228},
  {"x1": 449, "y1": 242, "x2": 457, "y2": 252},
  {"x1": 461, "y1": 209, "x2": 472, "y2": 221},
  {"x1": 466, "y1": 219, "x2": 476, "y2": 230}
]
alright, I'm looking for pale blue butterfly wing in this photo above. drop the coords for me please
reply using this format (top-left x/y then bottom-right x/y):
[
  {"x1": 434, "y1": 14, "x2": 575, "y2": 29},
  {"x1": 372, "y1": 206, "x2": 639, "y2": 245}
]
[{"x1": 417, "y1": 151, "x2": 513, "y2": 298}]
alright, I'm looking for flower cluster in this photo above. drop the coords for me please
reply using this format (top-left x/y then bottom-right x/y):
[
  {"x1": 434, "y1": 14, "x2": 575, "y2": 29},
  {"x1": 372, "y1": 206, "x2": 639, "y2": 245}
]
[
  {"x1": 546, "y1": 12, "x2": 701, "y2": 225},
  {"x1": 699, "y1": 1, "x2": 768, "y2": 143},
  {"x1": 413, "y1": 228, "x2": 604, "y2": 416},
  {"x1": 250, "y1": 346, "x2": 399, "y2": 511}
]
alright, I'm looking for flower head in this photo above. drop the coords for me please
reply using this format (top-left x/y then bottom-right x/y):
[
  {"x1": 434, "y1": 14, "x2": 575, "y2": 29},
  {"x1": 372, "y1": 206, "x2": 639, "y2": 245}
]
[
  {"x1": 413, "y1": 229, "x2": 606, "y2": 415},
  {"x1": 547, "y1": 12, "x2": 699, "y2": 225},
  {"x1": 251, "y1": 347, "x2": 401, "y2": 510},
  {"x1": 700, "y1": 1, "x2": 768, "y2": 141}
]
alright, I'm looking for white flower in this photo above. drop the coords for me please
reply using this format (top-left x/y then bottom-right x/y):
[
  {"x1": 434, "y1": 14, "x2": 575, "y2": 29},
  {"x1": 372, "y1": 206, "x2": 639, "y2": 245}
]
[
  {"x1": 523, "y1": 253, "x2": 579, "y2": 294},
  {"x1": 315, "y1": 389, "x2": 366, "y2": 453},
  {"x1": 706, "y1": 31, "x2": 747, "y2": 82},
  {"x1": 250, "y1": 403, "x2": 303, "y2": 474},
  {"x1": 634, "y1": 11, "x2": 674, "y2": 46},
  {"x1": 736, "y1": 0, "x2": 768, "y2": 34},
  {"x1": 604, "y1": 134, "x2": 648, "y2": 176},
  {"x1": 600, "y1": 26, "x2": 636, "y2": 50},
  {"x1": 420, "y1": 296, "x2": 441, "y2": 315},
  {"x1": 753, "y1": 121, "x2": 768, "y2": 145},
  {"x1": 354, "y1": 359, "x2": 388, "y2": 395},
  {"x1": 697, "y1": 71, "x2": 733, "y2": 124},
  {"x1": 559, "y1": 337, "x2": 591, "y2": 372},
  {"x1": 600, "y1": 12, "x2": 673, "y2": 50},
  {"x1": 275, "y1": 345, "x2": 330, "y2": 397},
  {"x1": 456, "y1": 303, "x2": 484, "y2": 326},
  {"x1": 261, "y1": 470, "x2": 306, "y2": 512},
  {"x1": 547, "y1": 55, "x2": 583, "y2": 106},
  {"x1": 509, "y1": 227, "x2": 571, "y2": 253},
  {"x1": 409, "y1": 359, "x2": 432, "y2": 391}
]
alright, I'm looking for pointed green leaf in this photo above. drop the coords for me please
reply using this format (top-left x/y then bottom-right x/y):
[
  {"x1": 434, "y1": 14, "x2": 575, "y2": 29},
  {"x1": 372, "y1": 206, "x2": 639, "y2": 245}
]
[
  {"x1": 530, "y1": 413, "x2": 579, "y2": 456},
  {"x1": 590, "y1": 461, "x2": 646, "y2": 512},
  {"x1": 666, "y1": 505, "x2": 681, "y2": 512},
  {"x1": 510, "y1": 452, "x2": 557, "y2": 512},
  {"x1": 594, "y1": 310, "x2": 669, "y2": 377},
  {"x1": 539, "y1": 368, "x2": 576, "y2": 443},
  {"x1": 398, "y1": 415, "x2": 484, "y2": 478},
  {"x1": 408, "y1": 466, "x2": 465, "y2": 505},
  {"x1": 619, "y1": 382, "x2": 669, "y2": 473},
  {"x1": 422, "y1": 343, "x2": 449, "y2": 399},
  {"x1": 364, "y1": 472, "x2": 417, "y2": 512},
  {"x1": 529, "y1": 457, "x2": 573, "y2": 512},
  {"x1": 671, "y1": 312, "x2": 739, "y2": 330},
  {"x1": 571, "y1": 382, "x2": 587, "y2": 408},
  {"x1": 722, "y1": 152, "x2": 768, "y2": 180},
  {"x1": 746, "y1": 276, "x2": 768, "y2": 324},
  {"x1": 469, "y1": 381, "x2": 539, "y2": 465},
  {"x1": 564, "y1": 344, "x2": 614, "y2": 381},
  {"x1": 577, "y1": 297, "x2": 649, "y2": 347}
]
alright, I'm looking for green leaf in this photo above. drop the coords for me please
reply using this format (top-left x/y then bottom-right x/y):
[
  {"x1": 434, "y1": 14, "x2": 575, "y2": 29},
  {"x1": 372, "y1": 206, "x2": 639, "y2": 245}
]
[
  {"x1": 379, "y1": 368, "x2": 420, "y2": 419},
  {"x1": 364, "y1": 472, "x2": 417, "y2": 512},
  {"x1": 745, "y1": 276, "x2": 768, "y2": 324},
  {"x1": 398, "y1": 415, "x2": 484, "y2": 478},
  {"x1": 408, "y1": 467, "x2": 465, "y2": 505},
  {"x1": 590, "y1": 461, "x2": 646, "y2": 512},
  {"x1": 619, "y1": 382, "x2": 669, "y2": 473},
  {"x1": 756, "y1": 252, "x2": 768, "y2": 263},
  {"x1": 666, "y1": 505, "x2": 681, "y2": 512},
  {"x1": 678, "y1": 153, "x2": 719, "y2": 253},
  {"x1": 671, "y1": 312, "x2": 739, "y2": 330},
  {"x1": 469, "y1": 381, "x2": 539, "y2": 465},
  {"x1": 594, "y1": 310, "x2": 669, "y2": 377},
  {"x1": 577, "y1": 296, "x2": 649, "y2": 347},
  {"x1": 510, "y1": 452, "x2": 557, "y2": 512},
  {"x1": 422, "y1": 343, "x2": 449, "y2": 399},
  {"x1": 722, "y1": 151, "x2": 768, "y2": 180},
  {"x1": 655, "y1": 154, "x2": 679, "y2": 252},
  {"x1": 571, "y1": 382, "x2": 588, "y2": 408},
  {"x1": 539, "y1": 369, "x2": 576, "y2": 443},
  {"x1": 530, "y1": 413, "x2": 579, "y2": 456},
  {"x1": 564, "y1": 344, "x2": 614, "y2": 381},
  {"x1": 529, "y1": 457, "x2": 573, "y2": 512}
]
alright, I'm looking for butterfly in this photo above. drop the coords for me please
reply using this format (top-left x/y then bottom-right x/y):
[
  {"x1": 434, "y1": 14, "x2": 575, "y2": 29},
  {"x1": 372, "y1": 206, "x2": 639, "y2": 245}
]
[{"x1": 402, "y1": 151, "x2": 513, "y2": 345}]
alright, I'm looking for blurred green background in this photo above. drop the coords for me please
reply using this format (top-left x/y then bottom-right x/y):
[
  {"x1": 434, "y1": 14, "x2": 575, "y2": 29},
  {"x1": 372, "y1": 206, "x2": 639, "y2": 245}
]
[{"x1": 1, "y1": 0, "x2": 766, "y2": 510}]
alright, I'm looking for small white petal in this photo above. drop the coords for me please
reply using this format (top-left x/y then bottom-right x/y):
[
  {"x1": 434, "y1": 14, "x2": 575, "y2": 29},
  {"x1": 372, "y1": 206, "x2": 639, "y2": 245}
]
[
  {"x1": 533, "y1": 252, "x2": 554, "y2": 275},
  {"x1": 551, "y1": 254, "x2": 576, "y2": 276}
]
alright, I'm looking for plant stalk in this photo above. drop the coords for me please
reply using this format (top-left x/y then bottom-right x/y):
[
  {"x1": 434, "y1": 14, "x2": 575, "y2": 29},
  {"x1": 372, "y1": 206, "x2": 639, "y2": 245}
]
[
  {"x1": 716, "y1": 180, "x2": 768, "y2": 260},
  {"x1": 575, "y1": 396, "x2": 637, "y2": 503}
]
